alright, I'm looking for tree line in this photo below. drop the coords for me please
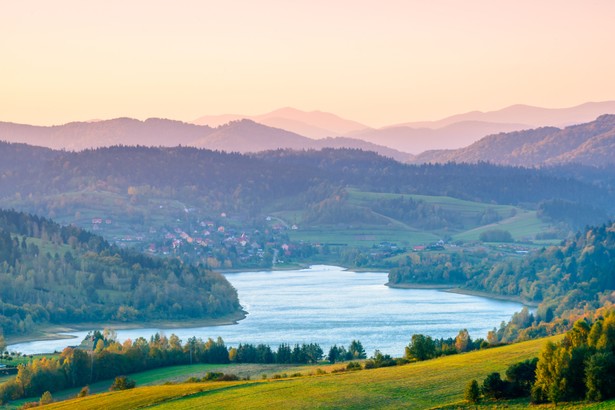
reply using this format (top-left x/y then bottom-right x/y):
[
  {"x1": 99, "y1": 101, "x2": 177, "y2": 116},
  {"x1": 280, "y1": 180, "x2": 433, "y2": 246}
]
[
  {"x1": 2, "y1": 143, "x2": 613, "y2": 233},
  {"x1": 0, "y1": 331, "x2": 366, "y2": 404},
  {"x1": 465, "y1": 308, "x2": 615, "y2": 405}
]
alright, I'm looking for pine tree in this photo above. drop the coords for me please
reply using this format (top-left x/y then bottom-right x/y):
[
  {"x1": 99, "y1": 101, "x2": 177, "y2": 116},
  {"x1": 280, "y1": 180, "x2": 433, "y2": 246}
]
[{"x1": 465, "y1": 379, "x2": 480, "y2": 404}]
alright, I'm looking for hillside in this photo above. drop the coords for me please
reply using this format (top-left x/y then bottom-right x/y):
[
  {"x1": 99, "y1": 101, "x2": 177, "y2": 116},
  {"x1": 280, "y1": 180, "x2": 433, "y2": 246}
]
[
  {"x1": 0, "y1": 209, "x2": 241, "y2": 337},
  {"x1": 41, "y1": 336, "x2": 558, "y2": 409},
  {"x1": 389, "y1": 221, "x2": 615, "y2": 344},
  {"x1": 413, "y1": 115, "x2": 615, "y2": 166}
]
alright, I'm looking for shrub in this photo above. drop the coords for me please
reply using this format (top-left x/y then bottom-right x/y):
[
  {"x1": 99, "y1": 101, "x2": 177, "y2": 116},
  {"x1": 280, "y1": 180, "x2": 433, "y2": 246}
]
[
  {"x1": 479, "y1": 229, "x2": 513, "y2": 243},
  {"x1": 77, "y1": 385, "x2": 90, "y2": 398},
  {"x1": 481, "y1": 372, "x2": 506, "y2": 399},
  {"x1": 40, "y1": 391, "x2": 53, "y2": 405},
  {"x1": 217, "y1": 374, "x2": 239, "y2": 381},
  {"x1": 346, "y1": 361, "x2": 362, "y2": 371},
  {"x1": 110, "y1": 376, "x2": 136, "y2": 391}
]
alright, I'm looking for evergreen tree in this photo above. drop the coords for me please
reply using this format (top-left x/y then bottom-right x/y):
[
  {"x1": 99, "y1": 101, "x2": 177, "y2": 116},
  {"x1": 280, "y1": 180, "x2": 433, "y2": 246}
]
[
  {"x1": 348, "y1": 340, "x2": 366, "y2": 360},
  {"x1": 464, "y1": 379, "x2": 480, "y2": 404}
]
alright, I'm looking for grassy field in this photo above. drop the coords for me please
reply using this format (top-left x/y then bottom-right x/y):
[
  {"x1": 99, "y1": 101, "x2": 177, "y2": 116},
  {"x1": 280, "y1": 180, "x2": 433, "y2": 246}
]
[
  {"x1": 285, "y1": 190, "x2": 557, "y2": 248},
  {"x1": 451, "y1": 210, "x2": 551, "y2": 243},
  {"x1": 288, "y1": 227, "x2": 440, "y2": 247},
  {"x1": 2, "y1": 362, "x2": 334, "y2": 409},
  {"x1": 43, "y1": 336, "x2": 565, "y2": 410},
  {"x1": 347, "y1": 189, "x2": 518, "y2": 221}
]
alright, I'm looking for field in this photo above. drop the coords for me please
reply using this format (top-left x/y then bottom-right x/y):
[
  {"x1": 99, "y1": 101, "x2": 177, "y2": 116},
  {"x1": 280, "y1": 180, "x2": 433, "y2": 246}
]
[
  {"x1": 346, "y1": 189, "x2": 518, "y2": 221},
  {"x1": 287, "y1": 227, "x2": 440, "y2": 248},
  {"x1": 451, "y1": 211, "x2": 552, "y2": 243},
  {"x1": 283, "y1": 189, "x2": 557, "y2": 248},
  {"x1": 42, "y1": 336, "x2": 570, "y2": 409}
]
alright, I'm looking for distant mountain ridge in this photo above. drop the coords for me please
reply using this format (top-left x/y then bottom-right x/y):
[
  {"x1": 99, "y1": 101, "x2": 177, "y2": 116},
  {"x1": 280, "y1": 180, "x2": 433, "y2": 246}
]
[
  {"x1": 396, "y1": 101, "x2": 615, "y2": 129},
  {"x1": 347, "y1": 120, "x2": 529, "y2": 154},
  {"x1": 2, "y1": 101, "x2": 615, "y2": 161},
  {"x1": 193, "y1": 101, "x2": 615, "y2": 154},
  {"x1": 193, "y1": 107, "x2": 370, "y2": 139},
  {"x1": 412, "y1": 115, "x2": 615, "y2": 167},
  {"x1": 0, "y1": 118, "x2": 413, "y2": 162}
]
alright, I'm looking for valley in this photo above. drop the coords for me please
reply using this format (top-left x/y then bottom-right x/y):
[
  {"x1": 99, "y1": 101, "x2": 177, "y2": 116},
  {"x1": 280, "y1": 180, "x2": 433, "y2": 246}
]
[{"x1": 1, "y1": 141, "x2": 615, "y2": 408}]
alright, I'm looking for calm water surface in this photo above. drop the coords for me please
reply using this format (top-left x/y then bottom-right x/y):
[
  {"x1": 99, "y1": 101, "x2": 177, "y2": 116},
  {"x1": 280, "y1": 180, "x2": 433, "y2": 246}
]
[{"x1": 9, "y1": 265, "x2": 523, "y2": 356}]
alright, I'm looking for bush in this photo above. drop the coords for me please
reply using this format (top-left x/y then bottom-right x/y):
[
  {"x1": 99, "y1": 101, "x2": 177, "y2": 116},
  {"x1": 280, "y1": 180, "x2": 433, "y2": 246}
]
[
  {"x1": 217, "y1": 373, "x2": 240, "y2": 381},
  {"x1": 40, "y1": 391, "x2": 53, "y2": 405},
  {"x1": 481, "y1": 372, "x2": 507, "y2": 399},
  {"x1": 202, "y1": 372, "x2": 224, "y2": 381},
  {"x1": 479, "y1": 229, "x2": 513, "y2": 243},
  {"x1": 109, "y1": 376, "x2": 136, "y2": 391},
  {"x1": 346, "y1": 361, "x2": 362, "y2": 371},
  {"x1": 77, "y1": 385, "x2": 90, "y2": 398}
]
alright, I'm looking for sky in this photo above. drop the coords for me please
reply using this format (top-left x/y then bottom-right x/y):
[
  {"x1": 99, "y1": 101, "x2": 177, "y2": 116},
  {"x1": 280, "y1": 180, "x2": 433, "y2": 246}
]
[{"x1": 2, "y1": 1, "x2": 615, "y2": 127}]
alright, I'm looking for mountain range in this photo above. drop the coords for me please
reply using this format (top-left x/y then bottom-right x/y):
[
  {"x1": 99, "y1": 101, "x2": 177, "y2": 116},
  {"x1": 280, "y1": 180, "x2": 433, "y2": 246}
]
[
  {"x1": 192, "y1": 101, "x2": 615, "y2": 153},
  {"x1": 193, "y1": 107, "x2": 369, "y2": 139},
  {"x1": 1, "y1": 101, "x2": 615, "y2": 165},
  {"x1": 0, "y1": 118, "x2": 414, "y2": 162}
]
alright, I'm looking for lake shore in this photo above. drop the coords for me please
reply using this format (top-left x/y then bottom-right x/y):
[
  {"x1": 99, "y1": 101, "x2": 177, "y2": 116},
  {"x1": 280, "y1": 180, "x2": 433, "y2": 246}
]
[
  {"x1": 387, "y1": 281, "x2": 537, "y2": 308},
  {"x1": 444, "y1": 288, "x2": 538, "y2": 308},
  {"x1": 6, "y1": 310, "x2": 247, "y2": 346}
]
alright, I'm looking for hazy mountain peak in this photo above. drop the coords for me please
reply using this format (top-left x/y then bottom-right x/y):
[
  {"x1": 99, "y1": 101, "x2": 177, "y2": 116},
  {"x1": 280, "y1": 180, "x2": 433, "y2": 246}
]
[{"x1": 193, "y1": 107, "x2": 369, "y2": 139}]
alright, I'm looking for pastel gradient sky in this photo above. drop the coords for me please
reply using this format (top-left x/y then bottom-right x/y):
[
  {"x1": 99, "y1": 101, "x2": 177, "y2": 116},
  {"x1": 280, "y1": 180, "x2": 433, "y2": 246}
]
[{"x1": 2, "y1": 1, "x2": 615, "y2": 127}]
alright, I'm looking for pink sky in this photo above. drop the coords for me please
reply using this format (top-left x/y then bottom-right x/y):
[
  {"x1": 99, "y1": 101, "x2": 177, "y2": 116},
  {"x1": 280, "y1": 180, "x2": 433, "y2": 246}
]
[{"x1": 2, "y1": 1, "x2": 615, "y2": 127}]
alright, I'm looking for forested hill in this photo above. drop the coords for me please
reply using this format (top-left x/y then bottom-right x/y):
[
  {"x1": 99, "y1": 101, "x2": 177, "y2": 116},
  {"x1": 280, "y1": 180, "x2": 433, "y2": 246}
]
[
  {"x1": 0, "y1": 208, "x2": 241, "y2": 336},
  {"x1": 413, "y1": 114, "x2": 615, "y2": 166},
  {"x1": 389, "y1": 221, "x2": 615, "y2": 339},
  {"x1": 1, "y1": 144, "x2": 614, "y2": 216}
]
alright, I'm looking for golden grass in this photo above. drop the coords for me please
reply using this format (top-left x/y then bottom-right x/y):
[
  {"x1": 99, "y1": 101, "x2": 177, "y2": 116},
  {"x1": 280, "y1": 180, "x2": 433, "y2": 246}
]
[{"x1": 45, "y1": 335, "x2": 563, "y2": 410}]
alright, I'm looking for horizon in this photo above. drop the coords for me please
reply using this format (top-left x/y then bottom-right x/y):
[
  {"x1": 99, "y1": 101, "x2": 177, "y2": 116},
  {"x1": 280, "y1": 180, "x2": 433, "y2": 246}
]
[
  {"x1": 2, "y1": 1, "x2": 615, "y2": 127},
  {"x1": 2, "y1": 100, "x2": 615, "y2": 129}
]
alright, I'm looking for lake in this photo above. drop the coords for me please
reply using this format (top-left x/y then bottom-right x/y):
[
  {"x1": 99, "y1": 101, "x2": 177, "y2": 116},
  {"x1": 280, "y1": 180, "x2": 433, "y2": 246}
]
[{"x1": 9, "y1": 265, "x2": 523, "y2": 356}]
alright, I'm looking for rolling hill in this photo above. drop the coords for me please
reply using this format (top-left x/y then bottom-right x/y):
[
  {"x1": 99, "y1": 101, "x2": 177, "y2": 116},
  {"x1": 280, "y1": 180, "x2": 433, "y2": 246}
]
[{"x1": 41, "y1": 336, "x2": 560, "y2": 410}]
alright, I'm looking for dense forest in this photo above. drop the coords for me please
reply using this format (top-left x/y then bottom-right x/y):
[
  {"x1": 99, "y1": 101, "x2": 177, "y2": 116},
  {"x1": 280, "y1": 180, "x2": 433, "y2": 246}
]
[
  {"x1": 0, "y1": 330, "x2": 366, "y2": 404},
  {"x1": 1, "y1": 143, "x2": 614, "y2": 224},
  {"x1": 0, "y1": 209, "x2": 240, "y2": 336},
  {"x1": 464, "y1": 309, "x2": 615, "y2": 405},
  {"x1": 389, "y1": 221, "x2": 615, "y2": 341}
]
